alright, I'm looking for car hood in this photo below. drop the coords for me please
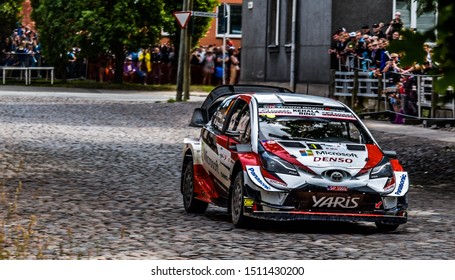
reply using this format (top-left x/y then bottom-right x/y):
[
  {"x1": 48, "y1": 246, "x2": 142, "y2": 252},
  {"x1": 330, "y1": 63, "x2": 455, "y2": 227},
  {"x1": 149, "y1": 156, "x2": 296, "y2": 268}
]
[{"x1": 262, "y1": 140, "x2": 377, "y2": 170}]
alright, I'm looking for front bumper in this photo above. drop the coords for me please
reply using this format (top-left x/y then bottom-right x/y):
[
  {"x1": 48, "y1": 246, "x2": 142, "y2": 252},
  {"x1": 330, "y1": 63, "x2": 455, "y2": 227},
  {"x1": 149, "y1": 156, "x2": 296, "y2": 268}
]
[
  {"x1": 243, "y1": 184, "x2": 408, "y2": 224},
  {"x1": 244, "y1": 209, "x2": 408, "y2": 224}
]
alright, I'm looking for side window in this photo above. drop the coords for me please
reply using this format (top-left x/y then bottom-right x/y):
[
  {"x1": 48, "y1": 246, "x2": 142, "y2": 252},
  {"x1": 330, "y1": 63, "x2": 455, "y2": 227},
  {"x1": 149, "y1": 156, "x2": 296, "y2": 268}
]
[
  {"x1": 211, "y1": 97, "x2": 235, "y2": 131},
  {"x1": 226, "y1": 100, "x2": 251, "y2": 144},
  {"x1": 347, "y1": 122, "x2": 362, "y2": 143}
]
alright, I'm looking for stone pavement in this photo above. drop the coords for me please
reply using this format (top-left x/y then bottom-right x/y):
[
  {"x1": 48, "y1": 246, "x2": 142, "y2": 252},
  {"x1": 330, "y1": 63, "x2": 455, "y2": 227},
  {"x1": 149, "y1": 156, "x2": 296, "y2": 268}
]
[
  {"x1": 0, "y1": 88, "x2": 454, "y2": 259},
  {"x1": 363, "y1": 119, "x2": 455, "y2": 144},
  {"x1": 2, "y1": 85, "x2": 454, "y2": 141}
]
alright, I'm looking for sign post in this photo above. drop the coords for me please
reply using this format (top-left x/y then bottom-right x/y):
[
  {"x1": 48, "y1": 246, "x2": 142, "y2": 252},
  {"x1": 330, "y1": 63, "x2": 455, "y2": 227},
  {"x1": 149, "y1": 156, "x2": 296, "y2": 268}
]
[
  {"x1": 173, "y1": 11, "x2": 192, "y2": 29},
  {"x1": 192, "y1": 11, "x2": 218, "y2": 18},
  {"x1": 175, "y1": 6, "x2": 219, "y2": 101}
]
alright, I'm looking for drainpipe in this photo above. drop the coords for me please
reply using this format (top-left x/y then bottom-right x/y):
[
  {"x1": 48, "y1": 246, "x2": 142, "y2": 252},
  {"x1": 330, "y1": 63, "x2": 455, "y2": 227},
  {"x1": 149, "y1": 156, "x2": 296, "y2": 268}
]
[{"x1": 290, "y1": 0, "x2": 297, "y2": 92}]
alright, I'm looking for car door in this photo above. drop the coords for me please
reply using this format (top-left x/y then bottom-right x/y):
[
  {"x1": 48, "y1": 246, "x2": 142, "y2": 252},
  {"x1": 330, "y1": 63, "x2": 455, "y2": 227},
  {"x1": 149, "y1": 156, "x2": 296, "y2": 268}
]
[
  {"x1": 200, "y1": 96, "x2": 237, "y2": 201},
  {"x1": 218, "y1": 98, "x2": 251, "y2": 186}
]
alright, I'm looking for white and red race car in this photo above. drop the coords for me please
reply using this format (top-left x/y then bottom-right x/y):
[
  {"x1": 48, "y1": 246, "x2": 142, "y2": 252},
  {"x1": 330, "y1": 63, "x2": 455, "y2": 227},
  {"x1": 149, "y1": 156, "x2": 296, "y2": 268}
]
[{"x1": 181, "y1": 85, "x2": 409, "y2": 231}]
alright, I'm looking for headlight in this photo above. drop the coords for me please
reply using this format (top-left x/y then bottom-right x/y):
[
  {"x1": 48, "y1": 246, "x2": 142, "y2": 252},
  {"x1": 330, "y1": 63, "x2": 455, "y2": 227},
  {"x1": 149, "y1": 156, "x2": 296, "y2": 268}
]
[
  {"x1": 370, "y1": 157, "x2": 393, "y2": 179},
  {"x1": 370, "y1": 157, "x2": 395, "y2": 192},
  {"x1": 260, "y1": 151, "x2": 299, "y2": 176}
]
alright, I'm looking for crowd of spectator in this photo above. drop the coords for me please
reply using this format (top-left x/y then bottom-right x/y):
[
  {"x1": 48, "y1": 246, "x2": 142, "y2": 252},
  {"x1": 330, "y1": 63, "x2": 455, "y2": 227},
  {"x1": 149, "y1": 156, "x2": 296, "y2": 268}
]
[
  {"x1": 329, "y1": 12, "x2": 436, "y2": 123},
  {"x1": 190, "y1": 39, "x2": 241, "y2": 86},
  {"x1": 98, "y1": 41, "x2": 240, "y2": 86},
  {"x1": 1, "y1": 21, "x2": 239, "y2": 86},
  {"x1": 329, "y1": 12, "x2": 433, "y2": 76},
  {"x1": 118, "y1": 44, "x2": 175, "y2": 85},
  {"x1": 0, "y1": 24, "x2": 42, "y2": 68}
]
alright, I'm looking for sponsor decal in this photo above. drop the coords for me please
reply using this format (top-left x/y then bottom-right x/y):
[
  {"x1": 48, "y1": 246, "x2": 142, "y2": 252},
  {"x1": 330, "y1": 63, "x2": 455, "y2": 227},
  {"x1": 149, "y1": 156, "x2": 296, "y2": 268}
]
[
  {"x1": 202, "y1": 147, "x2": 218, "y2": 172},
  {"x1": 320, "y1": 111, "x2": 355, "y2": 119},
  {"x1": 394, "y1": 174, "x2": 407, "y2": 195},
  {"x1": 375, "y1": 201, "x2": 383, "y2": 209},
  {"x1": 307, "y1": 143, "x2": 322, "y2": 150},
  {"x1": 327, "y1": 186, "x2": 348, "y2": 191},
  {"x1": 217, "y1": 144, "x2": 233, "y2": 168},
  {"x1": 258, "y1": 106, "x2": 356, "y2": 120},
  {"x1": 312, "y1": 196, "x2": 360, "y2": 208},
  {"x1": 314, "y1": 157, "x2": 353, "y2": 163},
  {"x1": 265, "y1": 177, "x2": 288, "y2": 187},
  {"x1": 314, "y1": 150, "x2": 358, "y2": 158},
  {"x1": 244, "y1": 198, "x2": 254, "y2": 207},
  {"x1": 247, "y1": 167, "x2": 271, "y2": 190},
  {"x1": 220, "y1": 172, "x2": 229, "y2": 181},
  {"x1": 299, "y1": 150, "x2": 314, "y2": 156},
  {"x1": 259, "y1": 108, "x2": 318, "y2": 116}
]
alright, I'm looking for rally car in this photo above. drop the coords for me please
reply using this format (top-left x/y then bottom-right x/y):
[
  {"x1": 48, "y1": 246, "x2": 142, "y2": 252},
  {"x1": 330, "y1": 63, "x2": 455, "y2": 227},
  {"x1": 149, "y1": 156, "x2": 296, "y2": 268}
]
[{"x1": 181, "y1": 85, "x2": 409, "y2": 231}]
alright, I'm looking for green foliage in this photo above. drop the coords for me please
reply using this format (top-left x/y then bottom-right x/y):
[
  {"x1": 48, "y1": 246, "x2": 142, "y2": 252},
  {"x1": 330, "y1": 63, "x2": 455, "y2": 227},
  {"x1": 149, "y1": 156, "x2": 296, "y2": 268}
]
[
  {"x1": 31, "y1": 0, "x2": 217, "y2": 83},
  {"x1": 163, "y1": 0, "x2": 219, "y2": 47},
  {"x1": 31, "y1": 0, "x2": 82, "y2": 80},
  {"x1": 389, "y1": 0, "x2": 455, "y2": 91},
  {"x1": 73, "y1": 0, "x2": 166, "y2": 82},
  {"x1": 0, "y1": 0, "x2": 23, "y2": 37}
]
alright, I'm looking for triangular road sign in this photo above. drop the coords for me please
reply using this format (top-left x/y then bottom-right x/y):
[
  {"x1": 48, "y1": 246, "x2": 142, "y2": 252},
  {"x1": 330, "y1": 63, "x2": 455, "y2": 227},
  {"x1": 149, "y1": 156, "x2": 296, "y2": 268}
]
[{"x1": 173, "y1": 11, "x2": 192, "y2": 29}]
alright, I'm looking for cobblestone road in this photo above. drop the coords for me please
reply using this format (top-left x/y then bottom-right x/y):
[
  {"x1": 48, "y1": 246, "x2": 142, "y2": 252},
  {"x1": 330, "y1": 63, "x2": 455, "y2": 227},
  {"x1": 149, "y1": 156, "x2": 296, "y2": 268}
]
[{"x1": 1, "y1": 94, "x2": 454, "y2": 259}]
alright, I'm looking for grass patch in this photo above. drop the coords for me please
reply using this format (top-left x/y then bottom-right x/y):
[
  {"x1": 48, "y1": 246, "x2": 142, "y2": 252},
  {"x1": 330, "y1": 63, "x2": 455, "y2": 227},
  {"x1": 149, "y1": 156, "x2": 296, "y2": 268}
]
[{"x1": 0, "y1": 160, "x2": 89, "y2": 259}]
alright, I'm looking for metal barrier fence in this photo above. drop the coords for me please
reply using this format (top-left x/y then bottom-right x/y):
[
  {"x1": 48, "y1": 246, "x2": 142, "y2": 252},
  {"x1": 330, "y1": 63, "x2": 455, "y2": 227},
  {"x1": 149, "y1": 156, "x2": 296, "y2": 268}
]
[
  {"x1": 1, "y1": 66, "x2": 54, "y2": 85},
  {"x1": 331, "y1": 68, "x2": 454, "y2": 121}
]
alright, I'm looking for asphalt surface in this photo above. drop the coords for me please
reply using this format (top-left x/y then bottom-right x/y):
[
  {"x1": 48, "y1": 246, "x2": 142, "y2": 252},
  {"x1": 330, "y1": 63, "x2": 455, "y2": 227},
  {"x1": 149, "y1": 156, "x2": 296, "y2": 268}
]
[{"x1": 1, "y1": 86, "x2": 454, "y2": 260}]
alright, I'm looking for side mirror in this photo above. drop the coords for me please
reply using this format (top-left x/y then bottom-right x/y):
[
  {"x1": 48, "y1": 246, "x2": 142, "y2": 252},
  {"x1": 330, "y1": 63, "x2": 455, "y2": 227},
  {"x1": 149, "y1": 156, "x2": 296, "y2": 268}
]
[
  {"x1": 189, "y1": 108, "x2": 206, "y2": 127},
  {"x1": 226, "y1": 130, "x2": 241, "y2": 150}
]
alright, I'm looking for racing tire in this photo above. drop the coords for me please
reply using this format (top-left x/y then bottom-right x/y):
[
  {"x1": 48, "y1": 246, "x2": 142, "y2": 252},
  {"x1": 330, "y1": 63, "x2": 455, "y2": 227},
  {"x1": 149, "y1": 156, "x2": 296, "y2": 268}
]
[
  {"x1": 231, "y1": 172, "x2": 250, "y2": 228},
  {"x1": 182, "y1": 160, "x2": 208, "y2": 214},
  {"x1": 375, "y1": 222, "x2": 400, "y2": 232}
]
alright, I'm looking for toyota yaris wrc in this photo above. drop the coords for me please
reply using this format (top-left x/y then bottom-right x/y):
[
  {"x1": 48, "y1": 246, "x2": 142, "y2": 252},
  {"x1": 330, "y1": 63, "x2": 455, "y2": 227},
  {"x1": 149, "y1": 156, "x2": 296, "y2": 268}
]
[{"x1": 181, "y1": 85, "x2": 409, "y2": 231}]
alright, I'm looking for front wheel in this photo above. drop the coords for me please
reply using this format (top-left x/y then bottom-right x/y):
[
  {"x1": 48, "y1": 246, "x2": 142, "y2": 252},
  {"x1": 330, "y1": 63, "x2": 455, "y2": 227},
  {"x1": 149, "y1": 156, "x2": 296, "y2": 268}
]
[
  {"x1": 231, "y1": 172, "x2": 250, "y2": 228},
  {"x1": 182, "y1": 159, "x2": 208, "y2": 214}
]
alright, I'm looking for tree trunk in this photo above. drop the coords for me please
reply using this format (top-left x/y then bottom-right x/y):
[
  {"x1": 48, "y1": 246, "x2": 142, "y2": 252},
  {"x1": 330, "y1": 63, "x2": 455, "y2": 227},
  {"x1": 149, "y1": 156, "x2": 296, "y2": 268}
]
[{"x1": 114, "y1": 50, "x2": 125, "y2": 84}]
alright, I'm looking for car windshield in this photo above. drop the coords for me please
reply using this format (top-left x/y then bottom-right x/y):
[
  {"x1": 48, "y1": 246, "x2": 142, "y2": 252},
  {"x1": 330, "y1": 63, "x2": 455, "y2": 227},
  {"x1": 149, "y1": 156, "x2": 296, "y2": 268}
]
[{"x1": 257, "y1": 104, "x2": 373, "y2": 144}]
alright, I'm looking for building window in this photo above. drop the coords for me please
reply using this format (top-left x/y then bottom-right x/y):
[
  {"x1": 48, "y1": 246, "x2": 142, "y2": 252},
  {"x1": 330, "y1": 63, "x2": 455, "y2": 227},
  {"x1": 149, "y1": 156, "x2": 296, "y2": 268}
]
[
  {"x1": 285, "y1": 0, "x2": 293, "y2": 44},
  {"x1": 217, "y1": 4, "x2": 242, "y2": 38},
  {"x1": 268, "y1": 0, "x2": 280, "y2": 46},
  {"x1": 395, "y1": 0, "x2": 437, "y2": 32}
]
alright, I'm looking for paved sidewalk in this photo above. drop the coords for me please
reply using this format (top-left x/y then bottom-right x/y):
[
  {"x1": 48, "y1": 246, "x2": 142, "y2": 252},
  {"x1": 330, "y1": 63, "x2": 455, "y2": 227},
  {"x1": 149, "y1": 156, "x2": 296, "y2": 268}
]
[{"x1": 0, "y1": 85, "x2": 207, "y2": 103}]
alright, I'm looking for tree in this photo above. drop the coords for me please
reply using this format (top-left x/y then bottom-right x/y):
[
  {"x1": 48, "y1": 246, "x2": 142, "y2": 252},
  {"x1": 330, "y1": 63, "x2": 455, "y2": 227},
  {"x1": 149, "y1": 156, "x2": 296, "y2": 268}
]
[
  {"x1": 75, "y1": 0, "x2": 165, "y2": 83},
  {"x1": 31, "y1": 0, "x2": 82, "y2": 80},
  {"x1": 31, "y1": 0, "x2": 217, "y2": 84},
  {"x1": 162, "y1": 0, "x2": 218, "y2": 48},
  {"x1": 32, "y1": 0, "x2": 166, "y2": 83},
  {"x1": 388, "y1": 0, "x2": 455, "y2": 91},
  {"x1": 0, "y1": 0, "x2": 23, "y2": 38}
]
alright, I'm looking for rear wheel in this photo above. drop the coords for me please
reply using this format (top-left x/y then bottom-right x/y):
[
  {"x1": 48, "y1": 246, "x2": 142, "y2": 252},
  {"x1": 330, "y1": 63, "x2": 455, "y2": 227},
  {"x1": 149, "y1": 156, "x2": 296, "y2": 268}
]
[
  {"x1": 231, "y1": 172, "x2": 250, "y2": 228},
  {"x1": 375, "y1": 222, "x2": 400, "y2": 232},
  {"x1": 182, "y1": 160, "x2": 208, "y2": 214}
]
